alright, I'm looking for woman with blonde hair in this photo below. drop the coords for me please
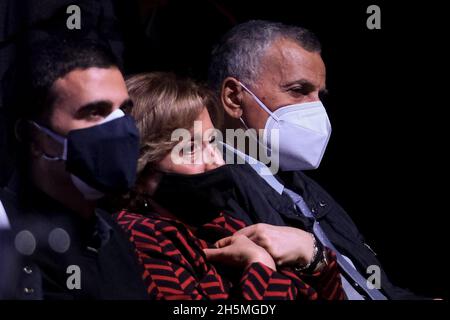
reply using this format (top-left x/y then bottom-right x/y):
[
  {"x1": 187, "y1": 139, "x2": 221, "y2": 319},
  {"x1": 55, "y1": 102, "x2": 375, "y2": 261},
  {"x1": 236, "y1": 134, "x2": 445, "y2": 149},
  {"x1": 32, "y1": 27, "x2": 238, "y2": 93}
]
[{"x1": 115, "y1": 72, "x2": 344, "y2": 300}]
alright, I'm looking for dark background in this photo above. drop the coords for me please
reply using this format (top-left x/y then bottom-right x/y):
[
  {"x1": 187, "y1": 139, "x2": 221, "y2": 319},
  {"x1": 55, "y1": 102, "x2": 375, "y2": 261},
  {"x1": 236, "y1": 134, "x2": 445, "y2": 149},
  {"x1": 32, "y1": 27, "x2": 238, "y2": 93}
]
[{"x1": 0, "y1": 0, "x2": 447, "y2": 298}]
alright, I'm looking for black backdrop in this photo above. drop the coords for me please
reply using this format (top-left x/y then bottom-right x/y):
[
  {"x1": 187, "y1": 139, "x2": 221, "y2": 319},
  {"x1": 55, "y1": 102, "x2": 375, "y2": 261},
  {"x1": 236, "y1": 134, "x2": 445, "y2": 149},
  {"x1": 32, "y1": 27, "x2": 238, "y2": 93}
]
[{"x1": 0, "y1": 0, "x2": 447, "y2": 298}]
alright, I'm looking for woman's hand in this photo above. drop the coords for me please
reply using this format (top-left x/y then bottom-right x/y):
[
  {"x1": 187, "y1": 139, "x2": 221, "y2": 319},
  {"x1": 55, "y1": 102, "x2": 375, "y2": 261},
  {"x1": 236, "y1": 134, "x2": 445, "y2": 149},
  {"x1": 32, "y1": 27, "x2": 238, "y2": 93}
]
[
  {"x1": 236, "y1": 224, "x2": 315, "y2": 267},
  {"x1": 203, "y1": 234, "x2": 276, "y2": 270}
]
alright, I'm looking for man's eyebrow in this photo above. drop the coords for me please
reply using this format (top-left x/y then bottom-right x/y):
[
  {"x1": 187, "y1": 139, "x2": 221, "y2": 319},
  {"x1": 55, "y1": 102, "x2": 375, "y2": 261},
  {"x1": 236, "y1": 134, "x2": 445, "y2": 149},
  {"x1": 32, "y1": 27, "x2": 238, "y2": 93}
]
[
  {"x1": 74, "y1": 100, "x2": 114, "y2": 119},
  {"x1": 281, "y1": 79, "x2": 328, "y2": 93}
]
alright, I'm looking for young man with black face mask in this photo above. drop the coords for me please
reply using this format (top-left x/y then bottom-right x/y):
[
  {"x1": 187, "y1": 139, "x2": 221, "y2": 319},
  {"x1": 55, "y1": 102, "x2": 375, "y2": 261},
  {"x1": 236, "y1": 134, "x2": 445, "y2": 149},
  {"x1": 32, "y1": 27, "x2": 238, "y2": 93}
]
[{"x1": 0, "y1": 38, "x2": 147, "y2": 299}]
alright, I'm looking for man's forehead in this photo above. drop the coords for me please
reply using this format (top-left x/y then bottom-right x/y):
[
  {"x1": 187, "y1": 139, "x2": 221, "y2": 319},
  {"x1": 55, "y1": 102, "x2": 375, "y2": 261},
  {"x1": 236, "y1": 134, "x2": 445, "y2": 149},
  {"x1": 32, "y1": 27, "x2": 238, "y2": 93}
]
[
  {"x1": 260, "y1": 38, "x2": 326, "y2": 88},
  {"x1": 53, "y1": 67, "x2": 124, "y2": 92},
  {"x1": 51, "y1": 67, "x2": 128, "y2": 109}
]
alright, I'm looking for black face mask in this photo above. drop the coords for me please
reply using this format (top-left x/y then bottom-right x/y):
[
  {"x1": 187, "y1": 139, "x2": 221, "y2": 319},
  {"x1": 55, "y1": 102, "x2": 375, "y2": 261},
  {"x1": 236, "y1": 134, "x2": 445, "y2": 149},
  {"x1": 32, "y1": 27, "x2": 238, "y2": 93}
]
[
  {"x1": 152, "y1": 164, "x2": 312, "y2": 229},
  {"x1": 32, "y1": 110, "x2": 140, "y2": 199},
  {"x1": 66, "y1": 115, "x2": 139, "y2": 195},
  {"x1": 153, "y1": 165, "x2": 238, "y2": 225}
]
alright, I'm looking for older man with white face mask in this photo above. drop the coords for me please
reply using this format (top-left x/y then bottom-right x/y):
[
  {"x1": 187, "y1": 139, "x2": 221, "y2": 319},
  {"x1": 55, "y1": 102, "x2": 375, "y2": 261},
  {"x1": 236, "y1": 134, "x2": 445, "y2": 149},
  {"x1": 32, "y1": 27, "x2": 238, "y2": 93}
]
[{"x1": 208, "y1": 20, "x2": 423, "y2": 300}]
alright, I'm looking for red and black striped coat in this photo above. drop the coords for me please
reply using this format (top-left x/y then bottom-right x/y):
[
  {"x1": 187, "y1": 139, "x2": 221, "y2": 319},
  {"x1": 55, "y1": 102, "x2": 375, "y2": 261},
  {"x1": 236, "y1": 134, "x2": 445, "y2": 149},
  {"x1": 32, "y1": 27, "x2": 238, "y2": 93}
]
[{"x1": 116, "y1": 211, "x2": 345, "y2": 300}]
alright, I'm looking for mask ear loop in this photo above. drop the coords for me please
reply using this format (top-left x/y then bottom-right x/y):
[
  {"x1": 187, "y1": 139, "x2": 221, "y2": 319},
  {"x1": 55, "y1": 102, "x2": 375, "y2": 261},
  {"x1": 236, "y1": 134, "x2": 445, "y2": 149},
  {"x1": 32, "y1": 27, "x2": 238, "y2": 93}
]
[
  {"x1": 238, "y1": 82, "x2": 280, "y2": 122},
  {"x1": 237, "y1": 82, "x2": 279, "y2": 154},
  {"x1": 29, "y1": 121, "x2": 67, "y2": 161}
]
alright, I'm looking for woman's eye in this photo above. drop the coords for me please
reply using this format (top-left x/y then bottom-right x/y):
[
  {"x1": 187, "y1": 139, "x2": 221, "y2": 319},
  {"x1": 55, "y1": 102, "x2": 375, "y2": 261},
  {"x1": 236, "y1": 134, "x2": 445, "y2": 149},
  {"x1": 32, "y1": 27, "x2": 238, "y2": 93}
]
[{"x1": 181, "y1": 142, "x2": 196, "y2": 156}]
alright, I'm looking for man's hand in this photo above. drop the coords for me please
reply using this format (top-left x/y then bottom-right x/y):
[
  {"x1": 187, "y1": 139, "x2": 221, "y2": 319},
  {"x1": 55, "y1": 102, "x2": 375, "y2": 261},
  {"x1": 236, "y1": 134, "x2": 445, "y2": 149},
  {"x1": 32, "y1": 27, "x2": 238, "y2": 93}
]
[
  {"x1": 204, "y1": 234, "x2": 276, "y2": 270},
  {"x1": 236, "y1": 223, "x2": 315, "y2": 267}
]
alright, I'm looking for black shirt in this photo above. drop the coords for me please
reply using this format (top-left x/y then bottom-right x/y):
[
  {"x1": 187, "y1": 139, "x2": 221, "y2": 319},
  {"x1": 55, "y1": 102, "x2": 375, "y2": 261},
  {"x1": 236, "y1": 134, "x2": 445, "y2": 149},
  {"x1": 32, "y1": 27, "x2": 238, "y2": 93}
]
[
  {"x1": 275, "y1": 170, "x2": 425, "y2": 300},
  {"x1": 0, "y1": 173, "x2": 148, "y2": 300}
]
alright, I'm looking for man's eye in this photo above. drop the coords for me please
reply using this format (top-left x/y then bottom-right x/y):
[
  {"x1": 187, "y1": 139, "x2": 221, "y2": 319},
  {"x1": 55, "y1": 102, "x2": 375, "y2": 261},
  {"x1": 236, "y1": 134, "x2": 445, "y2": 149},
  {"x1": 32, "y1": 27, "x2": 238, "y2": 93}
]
[
  {"x1": 86, "y1": 107, "x2": 111, "y2": 118},
  {"x1": 87, "y1": 109, "x2": 104, "y2": 118},
  {"x1": 289, "y1": 87, "x2": 306, "y2": 95}
]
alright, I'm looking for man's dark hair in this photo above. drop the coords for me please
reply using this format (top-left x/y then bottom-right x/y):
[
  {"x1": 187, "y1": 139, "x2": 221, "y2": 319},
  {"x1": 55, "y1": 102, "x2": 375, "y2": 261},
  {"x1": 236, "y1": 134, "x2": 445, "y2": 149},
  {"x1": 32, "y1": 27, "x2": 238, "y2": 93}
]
[
  {"x1": 5, "y1": 37, "x2": 119, "y2": 185},
  {"x1": 21, "y1": 37, "x2": 118, "y2": 121},
  {"x1": 208, "y1": 20, "x2": 322, "y2": 93}
]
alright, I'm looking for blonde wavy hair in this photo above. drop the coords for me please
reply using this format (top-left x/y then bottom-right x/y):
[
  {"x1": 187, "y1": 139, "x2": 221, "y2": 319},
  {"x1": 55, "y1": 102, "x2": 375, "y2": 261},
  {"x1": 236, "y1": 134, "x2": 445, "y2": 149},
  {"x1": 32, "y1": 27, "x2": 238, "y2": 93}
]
[{"x1": 126, "y1": 72, "x2": 223, "y2": 177}]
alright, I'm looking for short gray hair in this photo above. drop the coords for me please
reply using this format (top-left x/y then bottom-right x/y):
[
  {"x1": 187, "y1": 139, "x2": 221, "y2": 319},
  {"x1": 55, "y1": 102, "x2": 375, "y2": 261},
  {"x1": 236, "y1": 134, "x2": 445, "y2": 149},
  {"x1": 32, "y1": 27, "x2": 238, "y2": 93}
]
[{"x1": 208, "y1": 20, "x2": 321, "y2": 93}]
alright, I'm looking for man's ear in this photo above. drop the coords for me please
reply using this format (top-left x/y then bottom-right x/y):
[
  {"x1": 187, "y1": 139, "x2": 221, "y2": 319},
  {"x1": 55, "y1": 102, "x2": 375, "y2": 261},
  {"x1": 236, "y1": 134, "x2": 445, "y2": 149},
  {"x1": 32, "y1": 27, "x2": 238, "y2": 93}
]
[
  {"x1": 19, "y1": 121, "x2": 45, "y2": 158},
  {"x1": 14, "y1": 119, "x2": 38, "y2": 157},
  {"x1": 29, "y1": 127, "x2": 44, "y2": 159},
  {"x1": 220, "y1": 77, "x2": 244, "y2": 119},
  {"x1": 14, "y1": 119, "x2": 25, "y2": 143}
]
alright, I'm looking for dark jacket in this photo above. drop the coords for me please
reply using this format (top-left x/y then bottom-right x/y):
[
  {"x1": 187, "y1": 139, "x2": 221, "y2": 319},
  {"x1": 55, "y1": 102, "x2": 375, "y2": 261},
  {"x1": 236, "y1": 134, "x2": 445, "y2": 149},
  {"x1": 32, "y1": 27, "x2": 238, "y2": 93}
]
[
  {"x1": 147, "y1": 162, "x2": 422, "y2": 299},
  {"x1": 275, "y1": 170, "x2": 423, "y2": 300},
  {"x1": 0, "y1": 175, "x2": 148, "y2": 300}
]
